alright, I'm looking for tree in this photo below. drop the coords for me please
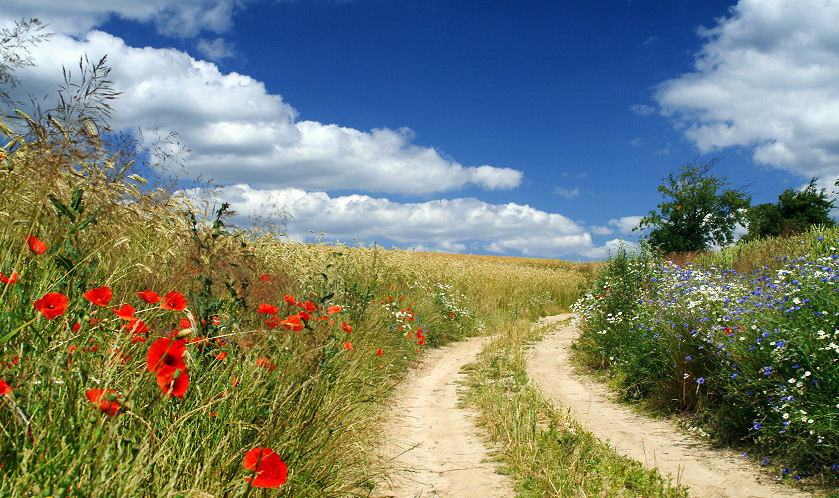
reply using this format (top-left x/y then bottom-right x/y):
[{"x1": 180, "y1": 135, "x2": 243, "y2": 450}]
[
  {"x1": 743, "y1": 178, "x2": 836, "y2": 241},
  {"x1": 635, "y1": 160, "x2": 750, "y2": 252}
]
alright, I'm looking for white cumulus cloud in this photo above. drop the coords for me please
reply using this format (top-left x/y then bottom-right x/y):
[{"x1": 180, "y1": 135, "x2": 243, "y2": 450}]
[
  {"x1": 655, "y1": 0, "x2": 839, "y2": 185},
  {"x1": 10, "y1": 29, "x2": 522, "y2": 194},
  {"x1": 608, "y1": 216, "x2": 643, "y2": 234},
  {"x1": 192, "y1": 185, "x2": 614, "y2": 258}
]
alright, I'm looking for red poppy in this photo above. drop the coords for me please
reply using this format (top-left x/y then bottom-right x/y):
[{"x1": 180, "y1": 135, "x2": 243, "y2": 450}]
[
  {"x1": 132, "y1": 335, "x2": 147, "y2": 343},
  {"x1": 264, "y1": 316, "x2": 282, "y2": 329},
  {"x1": 156, "y1": 369, "x2": 189, "y2": 398},
  {"x1": 33, "y1": 292, "x2": 69, "y2": 319},
  {"x1": 257, "y1": 303, "x2": 278, "y2": 315},
  {"x1": 0, "y1": 379, "x2": 11, "y2": 395},
  {"x1": 160, "y1": 291, "x2": 187, "y2": 311},
  {"x1": 344, "y1": 341, "x2": 353, "y2": 350},
  {"x1": 303, "y1": 301, "x2": 316, "y2": 313},
  {"x1": 147, "y1": 338, "x2": 187, "y2": 376},
  {"x1": 137, "y1": 289, "x2": 161, "y2": 304},
  {"x1": 259, "y1": 274, "x2": 271, "y2": 282},
  {"x1": 177, "y1": 318, "x2": 191, "y2": 330},
  {"x1": 280, "y1": 314, "x2": 304, "y2": 332},
  {"x1": 90, "y1": 318, "x2": 100, "y2": 326},
  {"x1": 243, "y1": 447, "x2": 287, "y2": 488},
  {"x1": 85, "y1": 388, "x2": 122, "y2": 416},
  {"x1": 341, "y1": 322, "x2": 352, "y2": 334},
  {"x1": 83, "y1": 286, "x2": 113, "y2": 306},
  {"x1": 212, "y1": 316, "x2": 221, "y2": 326},
  {"x1": 0, "y1": 272, "x2": 19, "y2": 285},
  {"x1": 25, "y1": 235, "x2": 47, "y2": 255},
  {"x1": 376, "y1": 349, "x2": 383, "y2": 356},
  {"x1": 214, "y1": 351, "x2": 228, "y2": 361},
  {"x1": 418, "y1": 337, "x2": 425, "y2": 346},
  {"x1": 72, "y1": 322, "x2": 81, "y2": 333},
  {"x1": 122, "y1": 319, "x2": 149, "y2": 335},
  {"x1": 112, "y1": 304, "x2": 136, "y2": 320},
  {"x1": 283, "y1": 295, "x2": 295, "y2": 306},
  {"x1": 255, "y1": 357, "x2": 276, "y2": 371},
  {"x1": 327, "y1": 305, "x2": 341, "y2": 314}
]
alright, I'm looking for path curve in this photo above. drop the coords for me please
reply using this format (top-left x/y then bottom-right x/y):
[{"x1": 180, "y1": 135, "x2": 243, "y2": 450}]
[
  {"x1": 376, "y1": 336, "x2": 513, "y2": 498},
  {"x1": 526, "y1": 314, "x2": 811, "y2": 498}
]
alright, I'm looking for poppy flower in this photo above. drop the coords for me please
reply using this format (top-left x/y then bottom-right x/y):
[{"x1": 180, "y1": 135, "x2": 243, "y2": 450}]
[
  {"x1": 25, "y1": 235, "x2": 47, "y2": 255},
  {"x1": 160, "y1": 291, "x2": 187, "y2": 311},
  {"x1": 85, "y1": 388, "x2": 122, "y2": 416},
  {"x1": 156, "y1": 369, "x2": 189, "y2": 398},
  {"x1": 177, "y1": 318, "x2": 191, "y2": 330},
  {"x1": 341, "y1": 322, "x2": 352, "y2": 334},
  {"x1": 147, "y1": 338, "x2": 187, "y2": 376},
  {"x1": 122, "y1": 319, "x2": 149, "y2": 335},
  {"x1": 255, "y1": 357, "x2": 276, "y2": 372},
  {"x1": 283, "y1": 295, "x2": 295, "y2": 306},
  {"x1": 0, "y1": 379, "x2": 11, "y2": 395},
  {"x1": 327, "y1": 305, "x2": 341, "y2": 314},
  {"x1": 376, "y1": 349, "x2": 383, "y2": 356},
  {"x1": 259, "y1": 274, "x2": 271, "y2": 282},
  {"x1": 33, "y1": 292, "x2": 69, "y2": 319},
  {"x1": 112, "y1": 304, "x2": 136, "y2": 320},
  {"x1": 214, "y1": 351, "x2": 228, "y2": 361},
  {"x1": 257, "y1": 303, "x2": 278, "y2": 315},
  {"x1": 303, "y1": 301, "x2": 316, "y2": 313},
  {"x1": 0, "y1": 272, "x2": 19, "y2": 285},
  {"x1": 344, "y1": 341, "x2": 353, "y2": 350},
  {"x1": 280, "y1": 314, "x2": 304, "y2": 332},
  {"x1": 137, "y1": 289, "x2": 161, "y2": 304},
  {"x1": 243, "y1": 447, "x2": 287, "y2": 488},
  {"x1": 264, "y1": 316, "x2": 283, "y2": 329},
  {"x1": 83, "y1": 286, "x2": 113, "y2": 306}
]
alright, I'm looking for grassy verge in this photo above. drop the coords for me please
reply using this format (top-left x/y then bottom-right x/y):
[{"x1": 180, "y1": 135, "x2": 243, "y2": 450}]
[
  {"x1": 462, "y1": 316, "x2": 689, "y2": 498},
  {"x1": 0, "y1": 61, "x2": 590, "y2": 496},
  {"x1": 572, "y1": 232, "x2": 839, "y2": 494}
]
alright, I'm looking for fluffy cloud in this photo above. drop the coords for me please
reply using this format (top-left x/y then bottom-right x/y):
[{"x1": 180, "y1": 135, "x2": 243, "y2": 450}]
[
  {"x1": 194, "y1": 185, "x2": 615, "y2": 258},
  {"x1": 1, "y1": 0, "x2": 249, "y2": 37},
  {"x1": 608, "y1": 216, "x2": 643, "y2": 234},
  {"x1": 655, "y1": 0, "x2": 839, "y2": 184},
  {"x1": 12, "y1": 30, "x2": 522, "y2": 194}
]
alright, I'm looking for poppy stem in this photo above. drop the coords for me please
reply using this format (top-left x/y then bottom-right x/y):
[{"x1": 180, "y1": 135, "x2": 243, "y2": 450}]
[{"x1": 0, "y1": 316, "x2": 36, "y2": 346}]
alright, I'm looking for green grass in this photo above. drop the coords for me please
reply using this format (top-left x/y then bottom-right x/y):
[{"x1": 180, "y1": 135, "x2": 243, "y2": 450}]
[
  {"x1": 0, "y1": 78, "x2": 591, "y2": 496},
  {"x1": 462, "y1": 317, "x2": 689, "y2": 498},
  {"x1": 572, "y1": 239, "x2": 839, "y2": 495}
]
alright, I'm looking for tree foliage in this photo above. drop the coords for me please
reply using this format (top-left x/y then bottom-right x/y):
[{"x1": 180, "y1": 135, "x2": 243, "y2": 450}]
[
  {"x1": 743, "y1": 178, "x2": 836, "y2": 241},
  {"x1": 636, "y1": 160, "x2": 750, "y2": 252}
]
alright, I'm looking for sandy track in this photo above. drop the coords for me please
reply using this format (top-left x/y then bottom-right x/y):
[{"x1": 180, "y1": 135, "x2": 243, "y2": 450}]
[
  {"x1": 526, "y1": 314, "x2": 811, "y2": 498},
  {"x1": 375, "y1": 336, "x2": 513, "y2": 498}
]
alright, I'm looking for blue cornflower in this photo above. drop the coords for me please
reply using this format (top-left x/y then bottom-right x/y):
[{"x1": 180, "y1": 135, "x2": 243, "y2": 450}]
[
  {"x1": 696, "y1": 377, "x2": 705, "y2": 385},
  {"x1": 753, "y1": 423, "x2": 762, "y2": 430}
]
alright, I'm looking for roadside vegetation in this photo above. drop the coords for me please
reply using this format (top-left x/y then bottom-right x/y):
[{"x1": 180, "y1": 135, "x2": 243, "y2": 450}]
[
  {"x1": 572, "y1": 228, "x2": 839, "y2": 493},
  {"x1": 0, "y1": 33, "x2": 590, "y2": 495},
  {"x1": 463, "y1": 317, "x2": 689, "y2": 497}
]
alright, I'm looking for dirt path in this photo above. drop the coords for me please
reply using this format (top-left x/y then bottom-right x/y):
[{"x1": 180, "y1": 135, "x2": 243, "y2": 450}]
[
  {"x1": 375, "y1": 335, "x2": 513, "y2": 498},
  {"x1": 526, "y1": 314, "x2": 812, "y2": 498}
]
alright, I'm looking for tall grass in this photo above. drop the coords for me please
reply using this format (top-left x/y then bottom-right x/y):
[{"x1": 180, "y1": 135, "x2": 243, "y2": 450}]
[
  {"x1": 573, "y1": 233, "x2": 839, "y2": 493},
  {"x1": 0, "y1": 59, "x2": 588, "y2": 496}
]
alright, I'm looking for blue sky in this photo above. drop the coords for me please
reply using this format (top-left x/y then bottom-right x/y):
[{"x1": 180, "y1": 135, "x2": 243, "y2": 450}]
[{"x1": 3, "y1": 0, "x2": 838, "y2": 259}]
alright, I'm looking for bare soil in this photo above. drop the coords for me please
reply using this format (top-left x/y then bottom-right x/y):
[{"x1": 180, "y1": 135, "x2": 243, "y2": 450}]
[
  {"x1": 375, "y1": 336, "x2": 513, "y2": 498},
  {"x1": 526, "y1": 314, "x2": 813, "y2": 498}
]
